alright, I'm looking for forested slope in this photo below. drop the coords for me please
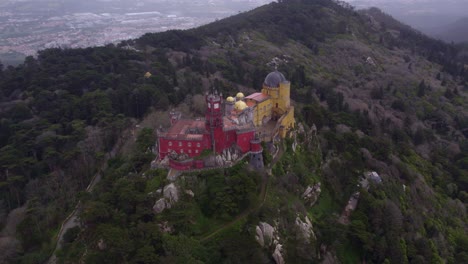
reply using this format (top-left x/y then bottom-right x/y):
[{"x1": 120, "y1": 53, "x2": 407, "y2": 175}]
[{"x1": 0, "y1": 0, "x2": 466, "y2": 263}]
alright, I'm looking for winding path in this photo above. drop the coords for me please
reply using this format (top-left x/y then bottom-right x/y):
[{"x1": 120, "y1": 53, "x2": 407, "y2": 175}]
[
  {"x1": 46, "y1": 132, "x2": 130, "y2": 264},
  {"x1": 199, "y1": 143, "x2": 284, "y2": 243}
]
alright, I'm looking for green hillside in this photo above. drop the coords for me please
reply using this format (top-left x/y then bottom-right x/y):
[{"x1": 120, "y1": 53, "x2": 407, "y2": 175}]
[{"x1": 0, "y1": 0, "x2": 466, "y2": 263}]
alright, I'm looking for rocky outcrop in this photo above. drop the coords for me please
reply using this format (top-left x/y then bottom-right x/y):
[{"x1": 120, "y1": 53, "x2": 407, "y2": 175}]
[
  {"x1": 255, "y1": 222, "x2": 275, "y2": 247},
  {"x1": 152, "y1": 198, "x2": 167, "y2": 214},
  {"x1": 185, "y1": 190, "x2": 195, "y2": 197},
  {"x1": 216, "y1": 147, "x2": 242, "y2": 166},
  {"x1": 295, "y1": 215, "x2": 316, "y2": 243},
  {"x1": 302, "y1": 183, "x2": 321, "y2": 207},
  {"x1": 163, "y1": 183, "x2": 179, "y2": 204},
  {"x1": 273, "y1": 244, "x2": 285, "y2": 264},
  {"x1": 255, "y1": 222, "x2": 285, "y2": 264},
  {"x1": 97, "y1": 239, "x2": 106, "y2": 250},
  {"x1": 158, "y1": 221, "x2": 173, "y2": 233},
  {"x1": 152, "y1": 183, "x2": 179, "y2": 214}
]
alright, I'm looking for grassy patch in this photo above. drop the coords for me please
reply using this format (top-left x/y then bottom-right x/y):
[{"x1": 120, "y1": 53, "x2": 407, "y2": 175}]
[
  {"x1": 309, "y1": 187, "x2": 340, "y2": 220},
  {"x1": 336, "y1": 240, "x2": 361, "y2": 264},
  {"x1": 145, "y1": 169, "x2": 167, "y2": 192}
]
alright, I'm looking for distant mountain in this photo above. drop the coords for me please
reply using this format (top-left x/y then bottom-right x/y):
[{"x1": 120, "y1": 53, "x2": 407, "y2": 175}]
[
  {"x1": 345, "y1": 0, "x2": 468, "y2": 42},
  {"x1": 433, "y1": 17, "x2": 468, "y2": 43}
]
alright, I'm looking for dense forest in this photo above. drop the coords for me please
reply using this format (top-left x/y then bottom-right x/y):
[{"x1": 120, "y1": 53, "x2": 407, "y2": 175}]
[{"x1": 0, "y1": 0, "x2": 467, "y2": 263}]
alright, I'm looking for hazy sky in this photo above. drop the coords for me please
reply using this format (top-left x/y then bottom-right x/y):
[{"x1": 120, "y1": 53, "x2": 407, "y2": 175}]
[
  {"x1": 342, "y1": 0, "x2": 468, "y2": 31},
  {"x1": 344, "y1": 0, "x2": 468, "y2": 15}
]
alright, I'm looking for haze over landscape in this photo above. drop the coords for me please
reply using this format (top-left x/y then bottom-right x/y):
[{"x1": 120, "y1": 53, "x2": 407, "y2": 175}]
[
  {"x1": 1, "y1": 0, "x2": 467, "y2": 66},
  {"x1": 345, "y1": 0, "x2": 468, "y2": 42},
  {"x1": 0, "y1": 0, "x2": 272, "y2": 65}
]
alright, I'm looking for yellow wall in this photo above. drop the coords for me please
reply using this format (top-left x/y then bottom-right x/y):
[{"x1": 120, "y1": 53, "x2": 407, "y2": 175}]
[
  {"x1": 279, "y1": 106, "x2": 295, "y2": 138},
  {"x1": 255, "y1": 100, "x2": 272, "y2": 126},
  {"x1": 246, "y1": 98, "x2": 273, "y2": 126},
  {"x1": 262, "y1": 82, "x2": 291, "y2": 117},
  {"x1": 255, "y1": 80, "x2": 295, "y2": 139}
]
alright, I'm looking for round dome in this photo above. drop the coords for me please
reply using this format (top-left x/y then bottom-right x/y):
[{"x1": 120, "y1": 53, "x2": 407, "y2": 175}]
[
  {"x1": 235, "y1": 100, "x2": 248, "y2": 111},
  {"x1": 236, "y1": 92, "x2": 245, "y2": 99},
  {"x1": 264, "y1": 71, "x2": 287, "y2": 87},
  {"x1": 226, "y1": 96, "x2": 235, "y2": 102}
]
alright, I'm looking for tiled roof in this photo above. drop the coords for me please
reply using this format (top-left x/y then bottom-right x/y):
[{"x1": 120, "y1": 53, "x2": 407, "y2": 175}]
[
  {"x1": 246, "y1": 92, "x2": 270, "y2": 102},
  {"x1": 161, "y1": 119, "x2": 206, "y2": 140}
]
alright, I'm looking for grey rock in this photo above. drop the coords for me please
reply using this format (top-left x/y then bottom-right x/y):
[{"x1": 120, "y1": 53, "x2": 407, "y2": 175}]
[
  {"x1": 163, "y1": 183, "x2": 179, "y2": 204},
  {"x1": 302, "y1": 183, "x2": 321, "y2": 207},
  {"x1": 295, "y1": 215, "x2": 316, "y2": 242},
  {"x1": 272, "y1": 244, "x2": 285, "y2": 264},
  {"x1": 255, "y1": 222, "x2": 275, "y2": 248},
  {"x1": 216, "y1": 155, "x2": 224, "y2": 166},
  {"x1": 153, "y1": 198, "x2": 166, "y2": 214},
  {"x1": 155, "y1": 188, "x2": 162, "y2": 195},
  {"x1": 185, "y1": 190, "x2": 195, "y2": 197}
]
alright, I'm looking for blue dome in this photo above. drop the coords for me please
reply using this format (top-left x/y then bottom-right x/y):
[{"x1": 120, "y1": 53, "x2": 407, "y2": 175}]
[{"x1": 264, "y1": 71, "x2": 287, "y2": 87}]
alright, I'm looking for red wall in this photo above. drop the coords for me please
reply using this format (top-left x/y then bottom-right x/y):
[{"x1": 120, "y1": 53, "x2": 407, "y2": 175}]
[
  {"x1": 237, "y1": 130, "x2": 255, "y2": 153},
  {"x1": 250, "y1": 139, "x2": 262, "y2": 152},
  {"x1": 169, "y1": 159, "x2": 194, "y2": 170},
  {"x1": 159, "y1": 134, "x2": 211, "y2": 159}
]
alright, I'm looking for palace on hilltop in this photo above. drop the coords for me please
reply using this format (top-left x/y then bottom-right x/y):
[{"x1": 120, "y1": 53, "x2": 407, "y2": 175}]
[{"x1": 156, "y1": 71, "x2": 295, "y2": 170}]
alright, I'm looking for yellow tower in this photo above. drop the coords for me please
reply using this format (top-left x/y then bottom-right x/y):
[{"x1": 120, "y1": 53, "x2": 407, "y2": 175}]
[
  {"x1": 260, "y1": 71, "x2": 295, "y2": 138},
  {"x1": 261, "y1": 71, "x2": 291, "y2": 119}
]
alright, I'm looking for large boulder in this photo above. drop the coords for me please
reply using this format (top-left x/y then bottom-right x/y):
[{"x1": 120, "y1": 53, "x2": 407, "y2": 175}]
[
  {"x1": 295, "y1": 215, "x2": 316, "y2": 243},
  {"x1": 163, "y1": 183, "x2": 179, "y2": 204},
  {"x1": 272, "y1": 244, "x2": 285, "y2": 264},
  {"x1": 302, "y1": 183, "x2": 321, "y2": 207},
  {"x1": 152, "y1": 198, "x2": 167, "y2": 214},
  {"x1": 255, "y1": 222, "x2": 275, "y2": 248},
  {"x1": 153, "y1": 183, "x2": 180, "y2": 214},
  {"x1": 215, "y1": 155, "x2": 224, "y2": 166}
]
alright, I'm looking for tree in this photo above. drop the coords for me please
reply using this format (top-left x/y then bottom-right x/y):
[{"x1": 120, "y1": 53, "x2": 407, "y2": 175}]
[
  {"x1": 444, "y1": 88, "x2": 454, "y2": 99},
  {"x1": 136, "y1": 128, "x2": 155, "y2": 152},
  {"x1": 134, "y1": 245, "x2": 160, "y2": 264},
  {"x1": 417, "y1": 80, "x2": 426, "y2": 97},
  {"x1": 96, "y1": 224, "x2": 131, "y2": 262}
]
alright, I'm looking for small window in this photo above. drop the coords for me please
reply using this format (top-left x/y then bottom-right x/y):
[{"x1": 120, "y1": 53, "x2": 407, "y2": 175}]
[
  {"x1": 197, "y1": 143, "x2": 201, "y2": 147},
  {"x1": 168, "y1": 141, "x2": 172, "y2": 146},
  {"x1": 181, "y1": 149, "x2": 184, "y2": 153},
  {"x1": 188, "y1": 150, "x2": 192, "y2": 154},
  {"x1": 188, "y1": 142, "x2": 192, "y2": 147},
  {"x1": 179, "y1": 142, "x2": 182, "y2": 147},
  {"x1": 195, "y1": 150, "x2": 199, "y2": 154},
  {"x1": 214, "y1": 103, "x2": 219, "y2": 109}
]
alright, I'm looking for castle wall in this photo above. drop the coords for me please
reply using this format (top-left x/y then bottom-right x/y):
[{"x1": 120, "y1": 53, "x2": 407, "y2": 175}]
[
  {"x1": 251, "y1": 99, "x2": 273, "y2": 126},
  {"x1": 159, "y1": 134, "x2": 211, "y2": 159},
  {"x1": 279, "y1": 82, "x2": 291, "y2": 109},
  {"x1": 279, "y1": 106, "x2": 295, "y2": 138},
  {"x1": 261, "y1": 82, "x2": 290, "y2": 119},
  {"x1": 236, "y1": 130, "x2": 255, "y2": 153}
]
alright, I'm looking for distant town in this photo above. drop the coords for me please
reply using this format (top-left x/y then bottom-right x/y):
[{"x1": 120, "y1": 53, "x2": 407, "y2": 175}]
[{"x1": 0, "y1": 0, "x2": 272, "y2": 65}]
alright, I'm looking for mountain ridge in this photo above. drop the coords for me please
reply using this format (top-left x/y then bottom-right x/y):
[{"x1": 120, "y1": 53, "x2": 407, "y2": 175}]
[{"x1": 433, "y1": 17, "x2": 468, "y2": 43}]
